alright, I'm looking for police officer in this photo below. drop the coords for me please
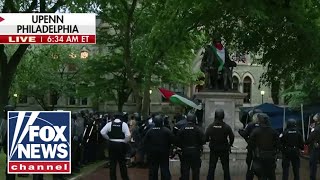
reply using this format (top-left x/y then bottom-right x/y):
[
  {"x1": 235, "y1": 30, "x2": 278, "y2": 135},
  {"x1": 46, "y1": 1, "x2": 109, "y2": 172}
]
[
  {"x1": 280, "y1": 118, "x2": 304, "y2": 180},
  {"x1": 248, "y1": 113, "x2": 279, "y2": 180},
  {"x1": 173, "y1": 114, "x2": 187, "y2": 136},
  {"x1": 100, "y1": 113, "x2": 131, "y2": 180},
  {"x1": 205, "y1": 109, "x2": 234, "y2": 180},
  {"x1": 1, "y1": 105, "x2": 16, "y2": 180},
  {"x1": 306, "y1": 113, "x2": 320, "y2": 180},
  {"x1": 144, "y1": 115, "x2": 174, "y2": 180},
  {"x1": 238, "y1": 109, "x2": 262, "y2": 180},
  {"x1": 172, "y1": 114, "x2": 187, "y2": 180},
  {"x1": 176, "y1": 113, "x2": 204, "y2": 180}
]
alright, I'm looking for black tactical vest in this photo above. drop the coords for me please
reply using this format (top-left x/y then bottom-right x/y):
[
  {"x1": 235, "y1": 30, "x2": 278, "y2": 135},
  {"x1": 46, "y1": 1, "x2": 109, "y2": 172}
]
[{"x1": 107, "y1": 121, "x2": 125, "y2": 139}]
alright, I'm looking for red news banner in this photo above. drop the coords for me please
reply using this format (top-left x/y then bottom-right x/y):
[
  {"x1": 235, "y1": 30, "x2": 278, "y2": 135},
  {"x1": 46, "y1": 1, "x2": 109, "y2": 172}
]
[{"x1": 0, "y1": 13, "x2": 96, "y2": 44}]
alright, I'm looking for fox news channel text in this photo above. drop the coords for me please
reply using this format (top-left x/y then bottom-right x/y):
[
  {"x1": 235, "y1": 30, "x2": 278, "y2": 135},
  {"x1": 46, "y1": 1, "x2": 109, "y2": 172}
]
[
  {"x1": 7, "y1": 111, "x2": 71, "y2": 174},
  {"x1": 0, "y1": 13, "x2": 96, "y2": 44}
]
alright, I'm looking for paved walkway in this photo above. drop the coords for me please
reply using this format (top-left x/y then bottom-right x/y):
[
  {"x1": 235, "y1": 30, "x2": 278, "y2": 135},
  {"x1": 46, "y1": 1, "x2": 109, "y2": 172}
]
[{"x1": 80, "y1": 158, "x2": 318, "y2": 180}]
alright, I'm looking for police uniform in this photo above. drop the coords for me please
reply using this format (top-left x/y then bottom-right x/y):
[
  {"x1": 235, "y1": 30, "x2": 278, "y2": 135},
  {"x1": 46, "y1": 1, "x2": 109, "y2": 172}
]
[
  {"x1": 306, "y1": 114, "x2": 320, "y2": 180},
  {"x1": 238, "y1": 113, "x2": 261, "y2": 180},
  {"x1": 173, "y1": 115, "x2": 187, "y2": 180},
  {"x1": 248, "y1": 113, "x2": 279, "y2": 180},
  {"x1": 280, "y1": 119, "x2": 304, "y2": 180},
  {"x1": 144, "y1": 115, "x2": 174, "y2": 180},
  {"x1": 176, "y1": 113, "x2": 204, "y2": 180},
  {"x1": 100, "y1": 114, "x2": 131, "y2": 180},
  {"x1": 205, "y1": 109, "x2": 234, "y2": 180},
  {"x1": 173, "y1": 118, "x2": 188, "y2": 136}
]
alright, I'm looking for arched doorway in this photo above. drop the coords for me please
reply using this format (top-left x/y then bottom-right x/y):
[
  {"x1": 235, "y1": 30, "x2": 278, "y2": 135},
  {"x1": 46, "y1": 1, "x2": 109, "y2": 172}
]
[
  {"x1": 243, "y1": 76, "x2": 252, "y2": 103},
  {"x1": 232, "y1": 76, "x2": 239, "y2": 91}
]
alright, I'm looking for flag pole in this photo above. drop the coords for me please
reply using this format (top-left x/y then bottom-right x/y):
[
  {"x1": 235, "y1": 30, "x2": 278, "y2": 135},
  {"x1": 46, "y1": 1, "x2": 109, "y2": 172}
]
[
  {"x1": 301, "y1": 104, "x2": 305, "y2": 141},
  {"x1": 307, "y1": 115, "x2": 311, "y2": 139}
]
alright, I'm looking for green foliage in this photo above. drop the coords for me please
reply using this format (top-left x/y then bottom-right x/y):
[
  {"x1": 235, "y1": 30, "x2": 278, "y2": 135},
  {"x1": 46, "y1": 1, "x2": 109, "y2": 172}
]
[
  {"x1": 13, "y1": 45, "x2": 85, "y2": 110},
  {"x1": 77, "y1": 52, "x2": 132, "y2": 110},
  {"x1": 187, "y1": 0, "x2": 320, "y2": 107}
]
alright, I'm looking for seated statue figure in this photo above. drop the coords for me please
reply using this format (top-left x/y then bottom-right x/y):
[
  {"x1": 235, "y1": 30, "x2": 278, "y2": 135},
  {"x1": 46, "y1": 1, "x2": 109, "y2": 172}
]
[{"x1": 200, "y1": 34, "x2": 237, "y2": 91}]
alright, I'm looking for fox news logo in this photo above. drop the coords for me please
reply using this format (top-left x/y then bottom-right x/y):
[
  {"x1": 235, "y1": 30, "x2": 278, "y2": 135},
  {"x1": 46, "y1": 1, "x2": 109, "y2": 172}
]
[{"x1": 7, "y1": 111, "x2": 71, "y2": 174}]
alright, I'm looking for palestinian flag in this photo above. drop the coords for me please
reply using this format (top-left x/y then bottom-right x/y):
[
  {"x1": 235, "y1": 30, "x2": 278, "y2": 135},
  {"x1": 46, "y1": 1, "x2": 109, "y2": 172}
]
[
  {"x1": 210, "y1": 43, "x2": 226, "y2": 71},
  {"x1": 158, "y1": 88, "x2": 202, "y2": 110}
]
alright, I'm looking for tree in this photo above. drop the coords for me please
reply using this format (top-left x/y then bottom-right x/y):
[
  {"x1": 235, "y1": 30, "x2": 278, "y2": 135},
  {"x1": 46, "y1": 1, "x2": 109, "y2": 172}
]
[
  {"x1": 78, "y1": 53, "x2": 132, "y2": 112},
  {"x1": 0, "y1": 0, "x2": 66, "y2": 114},
  {"x1": 191, "y1": 0, "x2": 320, "y2": 106},
  {"x1": 13, "y1": 45, "x2": 84, "y2": 110},
  {"x1": 97, "y1": 0, "x2": 205, "y2": 117},
  {"x1": 0, "y1": 0, "x2": 97, "y2": 116}
]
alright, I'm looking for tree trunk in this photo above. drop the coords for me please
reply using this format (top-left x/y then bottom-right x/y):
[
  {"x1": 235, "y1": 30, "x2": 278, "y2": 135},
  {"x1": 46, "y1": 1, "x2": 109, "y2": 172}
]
[
  {"x1": 271, "y1": 81, "x2": 280, "y2": 104},
  {"x1": 117, "y1": 92, "x2": 125, "y2": 112},
  {"x1": 0, "y1": 77, "x2": 10, "y2": 118}
]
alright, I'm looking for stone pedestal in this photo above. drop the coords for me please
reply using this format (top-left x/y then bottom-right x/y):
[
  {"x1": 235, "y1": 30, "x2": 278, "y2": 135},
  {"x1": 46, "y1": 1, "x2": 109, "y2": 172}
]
[
  {"x1": 195, "y1": 91, "x2": 247, "y2": 149},
  {"x1": 195, "y1": 91, "x2": 247, "y2": 131}
]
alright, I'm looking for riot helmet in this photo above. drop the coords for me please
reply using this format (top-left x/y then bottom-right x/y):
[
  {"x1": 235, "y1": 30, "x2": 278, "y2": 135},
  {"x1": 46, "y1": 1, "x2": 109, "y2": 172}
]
[
  {"x1": 257, "y1": 113, "x2": 271, "y2": 126},
  {"x1": 186, "y1": 113, "x2": 197, "y2": 123},
  {"x1": 215, "y1": 109, "x2": 225, "y2": 121},
  {"x1": 113, "y1": 112, "x2": 123, "y2": 120},
  {"x1": 153, "y1": 115, "x2": 163, "y2": 127},
  {"x1": 286, "y1": 118, "x2": 297, "y2": 128}
]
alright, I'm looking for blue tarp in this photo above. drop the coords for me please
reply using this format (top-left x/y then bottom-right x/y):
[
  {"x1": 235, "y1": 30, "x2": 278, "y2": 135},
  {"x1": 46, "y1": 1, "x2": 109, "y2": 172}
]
[{"x1": 240, "y1": 103, "x2": 301, "y2": 130}]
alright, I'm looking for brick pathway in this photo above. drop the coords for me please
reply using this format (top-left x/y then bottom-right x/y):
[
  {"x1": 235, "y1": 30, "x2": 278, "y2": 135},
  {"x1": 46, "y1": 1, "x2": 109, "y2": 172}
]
[{"x1": 80, "y1": 158, "x2": 318, "y2": 180}]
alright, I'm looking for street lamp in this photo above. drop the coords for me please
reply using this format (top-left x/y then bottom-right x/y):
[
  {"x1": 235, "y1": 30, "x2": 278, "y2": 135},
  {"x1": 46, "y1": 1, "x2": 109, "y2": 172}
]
[
  {"x1": 80, "y1": 46, "x2": 89, "y2": 59},
  {"x1": 149, "y1": 89, "x2": 152, "y2": 115},
  {"x1": 13, "y1": 94, "x2": 18, "y2": 108},
  {"x1": 260, "y1": 90, "x2": 265, "y2": 104}
]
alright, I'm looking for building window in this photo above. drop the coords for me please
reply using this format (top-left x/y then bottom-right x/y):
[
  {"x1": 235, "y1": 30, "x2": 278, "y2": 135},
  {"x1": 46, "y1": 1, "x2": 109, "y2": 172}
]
[
  {"x1": 80, "y1": 98, "x2": 88, "y2": 105},
  {"x1": 232, "y1": 76, "x2": 239, "y2": 91},
  {"x1": 18, "y1": 95, "x2": 28, "y2": 104},
  {"x1": 243, "y1": 76, "x2": 252, "y2": 103},
  {"x1": 68, "y1": 97, "x2": 76, "y2": 105}
]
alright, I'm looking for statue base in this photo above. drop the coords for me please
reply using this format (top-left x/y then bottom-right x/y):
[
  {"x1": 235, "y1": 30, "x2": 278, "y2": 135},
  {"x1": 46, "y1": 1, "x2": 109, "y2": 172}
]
[{"x1": 195, "y1": 90, "x2": 248, "y2": 149}]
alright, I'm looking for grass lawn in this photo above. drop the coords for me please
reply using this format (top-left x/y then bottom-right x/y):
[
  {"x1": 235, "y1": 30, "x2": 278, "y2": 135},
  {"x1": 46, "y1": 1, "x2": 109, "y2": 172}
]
[{"x1": 0, "y1": 152, "x2": 105, "y2": 180}]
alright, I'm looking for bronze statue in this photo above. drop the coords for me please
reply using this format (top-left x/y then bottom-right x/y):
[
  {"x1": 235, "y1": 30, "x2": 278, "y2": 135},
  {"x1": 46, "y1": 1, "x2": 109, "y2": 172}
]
[{"x1": 200, "y1": 34, "x2": 237, "y2": 91}]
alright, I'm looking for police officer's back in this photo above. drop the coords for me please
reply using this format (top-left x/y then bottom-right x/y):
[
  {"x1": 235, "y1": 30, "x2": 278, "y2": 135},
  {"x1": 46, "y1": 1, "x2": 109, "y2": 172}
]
[
  {"x1": 280, "y1": 119, "x2": 303, "y2": 180},
  {"x1": 306, "y1": 113, "x2": 320, "y2": 180},
  {"x1": 176, "y1": 113, "x2": 204, "y2": 180},
  {"x1": 173, "y1": 115, "x2": 187, "y2": 135},
  {"x1": 144, "y1": 115, "x2": 174, "y2": 180},
  {"x1": 248, "y1": 113, "x2": 279, "y2": 180},
  {"x1": 100, "y1": 113, "x2": 130, "y2": 180},
  {"x1": 238, "y1": 111, "x2": 262, "y2": 180},
  {"x1": 205, "y1": 109, "x2": 234, "y2": 180}
]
